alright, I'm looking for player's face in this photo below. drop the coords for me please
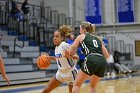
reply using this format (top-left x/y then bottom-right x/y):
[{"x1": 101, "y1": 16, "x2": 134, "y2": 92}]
[
  {"x1": 80, "y1": 26, "x2": 85, "y2": 34},
  {"x1": 53, "y1": 31, "x2": 63, "y2": 46},
  {"x1": 70, "y1": 34, "x2": 75, "y2": 40}
]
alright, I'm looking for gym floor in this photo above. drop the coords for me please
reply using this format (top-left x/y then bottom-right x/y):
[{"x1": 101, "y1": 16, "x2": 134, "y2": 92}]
[{"x1": 0, "y1": 72, "x2": 140, "y2": 93}]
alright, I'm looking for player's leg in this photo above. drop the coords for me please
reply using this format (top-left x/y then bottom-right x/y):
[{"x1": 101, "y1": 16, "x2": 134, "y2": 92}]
[
  {"x1": 68, "y1": 69, "x2": 78, "y2": 93},
  {"x1": 72, "y1": 70, "x2": 90, "y2": 93},
  {"x1": 68, "y1": 82, "x2": 73, "y2": 93},
  {"x1": 89, "y1": 57, "x2": 106, "y2": 93},
  {"x1": 115, "y1": 63, "x2": 124, "y2": 73},
  {"x1": 89, "y1": 75, "x2": 101, "y2": 93},
  {"x1": 42, "y1": 77, "x2": 62, "y2": 93},
  {"x1": 121, "y1": 64, "x2": 132, "y2": 73}
]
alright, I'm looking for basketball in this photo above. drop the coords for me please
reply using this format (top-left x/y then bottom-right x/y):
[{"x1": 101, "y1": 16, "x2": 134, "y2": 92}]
[{"x1": 36, "y1": 54, "x2": 51, "y2": 69}]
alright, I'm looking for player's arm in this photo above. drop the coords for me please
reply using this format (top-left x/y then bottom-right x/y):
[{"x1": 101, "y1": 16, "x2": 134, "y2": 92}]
[
  {"x1": 69, "y1": 35, "x2": 82, "y2": 56},
  {"x1": 48, "y1": 56, "x2": 56, "y2": 61},
  {"x1": 62, "y1": 46, "x2": 79, "y2": 60},
  {"x1": 102, "y1": 44, "x2": 110, "y2": 58},
  {"x1": 102, "y1": 44, "x2": 113, "y2": 63},
  {"x1": 71, "y1": 54, "x2": 79, "y2": 60},
  {"x1": 41, "y1": 54, "x2": 56, "y2": 61},
  {"x1": 0, "y1": 56, "x2": 10, "y2": 85},
  {"x1": 64, "y1": 51, "x2": 79, "y2": 60},
  {"x1": 64, "y1": 35, "x2": 83, "y2": 58}
]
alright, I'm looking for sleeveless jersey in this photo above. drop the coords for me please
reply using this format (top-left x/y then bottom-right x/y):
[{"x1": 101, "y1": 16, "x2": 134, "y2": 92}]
[
  {"x1": 80, "y1": 33, "x2": 102, "y2": 56},
  {"x1": 55, "y1": 42, "x2": 77, "y2": 72},
  {"x1": 79, "y1": 33, "x2": 107, "y2": 77}
]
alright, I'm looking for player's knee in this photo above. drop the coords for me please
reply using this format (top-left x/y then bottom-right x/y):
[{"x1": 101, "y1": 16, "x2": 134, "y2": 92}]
[
  {"x1": 72, "y1": 90, "x2": 77, "y2": 93},
  {"x1": 69, "y1": 82, "x2": 73, "y2": 86},
  {"x1": 42, "y1": 88, "x2": 51, "y2": 93},
  {"x1": 72, "y1": 85, "x2": 80, "y2": 93},
  {"x1": 89, "y1": 83, "x2": 96, "y2": 88},
  {"x1": 73, "y1": 81, "x2": 83, "y2": 87}
]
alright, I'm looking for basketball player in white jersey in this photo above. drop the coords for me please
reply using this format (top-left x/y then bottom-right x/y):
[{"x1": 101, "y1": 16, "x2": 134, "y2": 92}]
[{"x1": 42, "y1": 25, "x2": 79, "y2": 93}]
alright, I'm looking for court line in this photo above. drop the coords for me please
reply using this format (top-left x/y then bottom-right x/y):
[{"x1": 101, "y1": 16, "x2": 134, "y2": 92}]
[
  {"x1": 0, "y1": 86, "x2": 45, "y2": 93},
  {"x1": 0, "y1": 73, "x2": 140, "y2": 93}
]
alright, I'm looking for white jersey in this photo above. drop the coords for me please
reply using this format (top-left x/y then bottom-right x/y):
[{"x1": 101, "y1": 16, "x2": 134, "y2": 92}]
[
  {"x1": 55, "y1": 42, "x2": 78, "y2": 83},
  {"x1": 55, "y1": 42, "x2": 77, "y2": 73}
]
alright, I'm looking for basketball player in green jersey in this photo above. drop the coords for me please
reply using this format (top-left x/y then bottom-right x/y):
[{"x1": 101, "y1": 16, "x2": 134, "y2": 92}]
[{"x1": 65, "y1": 22, "x2": 112, "y2": 93}]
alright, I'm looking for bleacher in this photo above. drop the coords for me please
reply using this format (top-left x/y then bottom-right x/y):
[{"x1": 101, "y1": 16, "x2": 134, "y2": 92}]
[
  {"x1": 0, "y1": 0, "x2": 74, "y2": 86},
  {"x1": 0, "y1": 32, "x2": 57, "y2": 86},
  {"x1": 0, "y1": 29, "x2": 58, "y2": 85}
]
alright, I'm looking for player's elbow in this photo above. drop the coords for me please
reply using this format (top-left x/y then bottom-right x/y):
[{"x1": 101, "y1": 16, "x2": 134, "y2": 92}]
[{"x1": 72, "y1": 55, "x2": 79, "y2": 60}]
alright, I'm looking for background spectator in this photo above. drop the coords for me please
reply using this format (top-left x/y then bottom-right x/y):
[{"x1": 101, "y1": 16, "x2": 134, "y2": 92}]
[
  {"x1": 113, "y1": 50, "x2": 134, "y2": 74},
  {"x1": 67, "y1": 33, "x2": 75, "y2": 45},
  {"x1": 10, "y1": 0, "x2": 20, "y2": 15},
  {"x1": 10, "y1": 0, "x2": 22, "y2": 21},
  {"x1": 21, "y1": 0, "x2": 29, "y2": 15}
]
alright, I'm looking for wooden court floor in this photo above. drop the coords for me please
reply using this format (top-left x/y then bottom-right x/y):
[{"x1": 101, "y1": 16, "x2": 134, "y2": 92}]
[{"x1": 0, "y1": 74, "x2": 140, "y2": 93}]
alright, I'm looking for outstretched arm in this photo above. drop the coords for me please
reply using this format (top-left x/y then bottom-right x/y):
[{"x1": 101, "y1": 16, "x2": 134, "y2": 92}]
[
  {"x1": 64, "y1": 51, "x2": 79, "y2": 60},
  {"x1": 70, "y1": 54, "x2": 79, "y2": 60},
  {"x1": 69, "y1": 35, "x2": 82, "y2": 56},
  {"x1": 64, "y1": 35, "x2": 84, "y2": 59}
]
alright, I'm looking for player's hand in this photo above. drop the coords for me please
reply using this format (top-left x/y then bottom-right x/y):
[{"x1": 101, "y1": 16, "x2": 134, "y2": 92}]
[
  {"x1": 41, "y1": 54, "x2": 51, "y2": 61},
  {"x1": 41, "y1": 54, "x2": 56, "y2": 61},
  {"x1": 63, "y1": 50, "x2": 71, "y2": 58},
  {"x1": 2, "y1": 74, "x2": 10, "y2": 86},
  {"x1": 41, "y1": 53, "x2": 49, "y2": 57}
]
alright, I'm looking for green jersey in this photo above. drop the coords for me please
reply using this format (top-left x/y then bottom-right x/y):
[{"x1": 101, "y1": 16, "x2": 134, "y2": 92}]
[
  {"x1": 80, "y1": 33, "x2": 102, "y2": 56},
  {"x1": 79, "y1": 33, "x2": 107, "y2": 77}
]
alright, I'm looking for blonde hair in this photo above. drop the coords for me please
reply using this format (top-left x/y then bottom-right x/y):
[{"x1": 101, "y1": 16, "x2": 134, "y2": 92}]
[
  {"x1": 58, "y1": 25, "x2": 73, "y2": 40},
  {"x1": 95, "y1": 36, "x2": 105, "y2": 45},
  {"x1": 81, "y1": 22, "x2": 95, "y2": 34}
]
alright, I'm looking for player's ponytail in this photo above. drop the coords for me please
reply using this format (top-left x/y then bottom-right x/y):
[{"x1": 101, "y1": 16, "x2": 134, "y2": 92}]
[{"x1": 81, "y1": 22, "x2": 95, "y2": 34}]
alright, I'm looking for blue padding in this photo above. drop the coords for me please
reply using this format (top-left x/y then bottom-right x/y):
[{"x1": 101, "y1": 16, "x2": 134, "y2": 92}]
[
  {"x1": 50, "y1": 50, "x2": 55, "y2": 56},
  {"x1": 18, "y1": 35, "x2": 28, "y2": 41},
  {"x1": 102, "y1": 38, "x2": 109, "y2": 46},
  {"x1": 8, "y1": 31, "x2": 18, "y2": 36},
  {"x1": 1, "y1": 26, "x2": 8, "y2": 31},
  {"x1": 29, "y1": 40, "x2": 38, "y2": 46},
  {"x1": 40, "y1": 45, "x2": 47, "y2": 52}
]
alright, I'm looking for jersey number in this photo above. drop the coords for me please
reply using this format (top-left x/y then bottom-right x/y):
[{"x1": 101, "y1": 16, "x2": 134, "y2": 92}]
[{"x1": 92, "y1": 40, "x2": 98, "y2": 48}]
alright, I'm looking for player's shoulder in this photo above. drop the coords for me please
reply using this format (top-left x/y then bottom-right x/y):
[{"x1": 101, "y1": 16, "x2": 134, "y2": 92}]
[
  {"x1": 61, "y1": 41, "x2": 69, "y2": 46},
  {"x1": 75, "y1": 34, "x2": 85, "y2": 43},
  {"x1": 77, "y1": 34, "x2": 85, "y2": 38},
  {"x1": 59, "y1": 42, "x2": 70, "y2": 50}
]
